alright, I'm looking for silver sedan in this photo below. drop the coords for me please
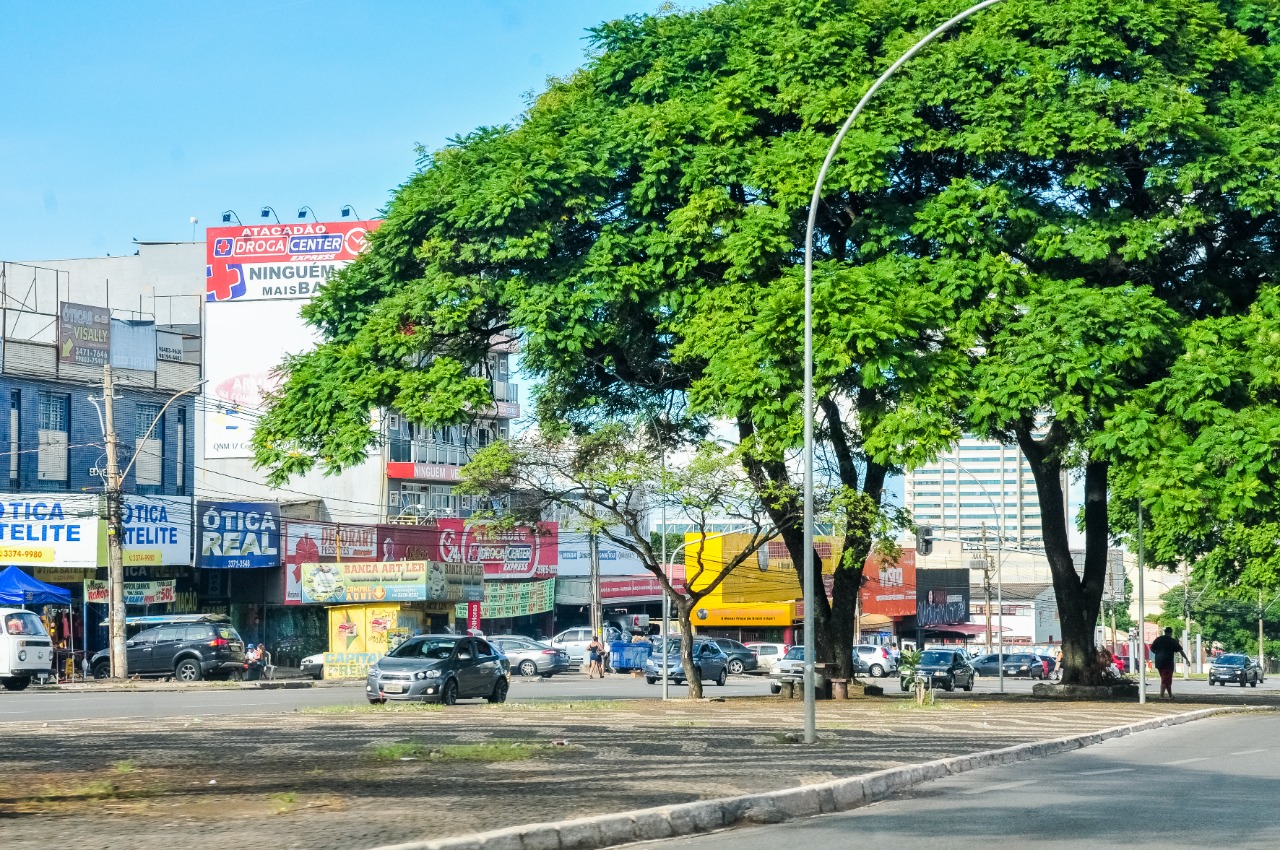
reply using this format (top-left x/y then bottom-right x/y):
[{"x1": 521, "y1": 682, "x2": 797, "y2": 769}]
[{"x1": 491, "y1": 636, "x2": 571, "y2": 677}]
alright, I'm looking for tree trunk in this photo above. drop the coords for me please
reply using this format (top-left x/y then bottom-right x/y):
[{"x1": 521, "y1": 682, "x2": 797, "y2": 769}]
[
  {"x1": 676, "y1": 599, "x2": 702, "y2": 699},
  {"x1": 1018, "y1": 428, "x2": 1109, "y2": 685},
  {"x1": 736, "y1": 417, "x2": 833, "y2": 663}
]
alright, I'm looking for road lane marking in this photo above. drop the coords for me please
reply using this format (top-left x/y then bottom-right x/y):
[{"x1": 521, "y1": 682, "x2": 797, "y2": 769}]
[
  {"x1": 1229, "y1": 749, "x2": 1267, "y2": 756},
  {"x1": 960, "y1": 779, "x2": 1039, "y2": 795},
  {"x1": 1078, "y1": 768, "x2": 1135, "y2": 775},
  {"x1": 1162, "y1": 757, "x2": 1210, "y2": 765}
]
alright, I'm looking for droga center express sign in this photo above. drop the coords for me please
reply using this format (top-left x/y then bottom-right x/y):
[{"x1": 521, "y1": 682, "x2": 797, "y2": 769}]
[{"x1": 0, "y1": 494, "x2": 99, "y2": 567}]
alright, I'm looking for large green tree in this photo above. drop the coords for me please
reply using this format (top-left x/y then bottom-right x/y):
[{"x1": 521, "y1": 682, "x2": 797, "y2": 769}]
[
  {"x1": 254, "y1": 0, "x2": 959, "y2": 680},
  {"x1": 254, "y1": 0, "x2": 1280, "y2": 686}
]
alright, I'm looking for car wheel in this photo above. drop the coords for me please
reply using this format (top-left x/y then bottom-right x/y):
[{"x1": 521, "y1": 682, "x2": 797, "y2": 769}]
[
  {"x1": 518, "y1": 660, "x2": 538, "y2": 677},
  {"x1": 963, "y1": 675, "x2": 973, "y2": 692},
  {"x1": 646, "y1": 677, "x2": 658, "y2": 685},
  {"x1": 540, "y1": 672, "x2": 554, "y2": 679},
  {"x1": 368, "y1": 697, "x2": 386, "y2": 705},
  {"x1": 716, "y1": 668, "x2": 727, "y2": 687},
  {"x1": 770, "y1": 683, "x2": 781, "y2": 694},
  {"x1": 174, "y1": 659, "x2": 202, "y2": 682},
  {"x1": 1251, "y1": 679, "x2": 1258, "y2": 687},
  {"x1": 313, "y1": 670, "x2": 324, "y2": 681},
  {"x1": 900, "y1": 678, "x2": 910, "y2": 691},
  {"x1": 2, "y1": 677, "x2": 30, "y2": 691},
  {"x1": 675, "y1": 679, "x2": 685, "y2": 686},
  {"x1": 1241, "y1": 678, "x2": 1248, "y2": 687},
  {"x1": 488, "y1": 678, "x2": 509, "y2": 704},
  {"x1": 945, "y1": 675, "x2": 955, "y2": 692},
  {"x1": 728, "y1": 659, "x2": 744, "y2": 675},
  {"x1": 442, "y1": 678, "x2": 459, "y2": 705},
  {"x1": 869, "y1": 664, "x2": 885, "y2": 678},
  {"x1": 92, "y1": 662, "x2": 110, "y2": 680}
]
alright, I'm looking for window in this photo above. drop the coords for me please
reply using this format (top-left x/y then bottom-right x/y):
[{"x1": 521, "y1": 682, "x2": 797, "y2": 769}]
[
  {"x1": 175, "y1": 407, "x2": 186, "y2": 494},
  {"x1": 36, "y1": 391, "x2": 69, "y2": 487},
  {"x1": 134, "y1": 402, "x2": 163, "y2": 488},
  {"x1": 9, "y1": 390, "x2": 18, "y2": 487}
]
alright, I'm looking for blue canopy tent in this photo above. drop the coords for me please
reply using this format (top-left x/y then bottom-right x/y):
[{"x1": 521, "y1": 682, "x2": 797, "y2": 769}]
[{"x1": 0, "y1": 566, "x2": 71, "y2": 606}]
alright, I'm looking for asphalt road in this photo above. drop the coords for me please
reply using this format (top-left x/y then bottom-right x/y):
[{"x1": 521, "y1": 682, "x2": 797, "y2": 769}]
[
  {"x1": 632, "y1": 711, "x2": 1280, "y2": 850},
  {"x1": 0, "y1": 667, "x2": 1269, "y2": 723},
  {"x1": 0, "y1": 671, "x2": 777, "y2": 722}
]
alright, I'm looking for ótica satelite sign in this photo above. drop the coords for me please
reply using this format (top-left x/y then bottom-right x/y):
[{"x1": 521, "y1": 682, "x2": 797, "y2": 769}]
[{"x1": 195, "y1": 500, "x2": 280, "y2": 568}]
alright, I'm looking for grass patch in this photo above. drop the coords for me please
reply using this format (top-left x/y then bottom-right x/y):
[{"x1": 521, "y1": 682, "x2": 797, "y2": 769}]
[
  {"x1": 112, "y1": 760, "x2": 138, "y2": 774},
  {"x1": 488, "y1": 700, "x2": 632, "y2": 712},
  {"x1": 303, "y1": 702, "x2": 445, "y2": 715},
  {"x1": 369, "y1": 741, "x2": 572, "y2": 762},
  {"x1": 274, "y1": 791, "x2": 299, "y2": 814},
  {"x1": 32, "y1": 779, "x2": 167, "y2": 803}
]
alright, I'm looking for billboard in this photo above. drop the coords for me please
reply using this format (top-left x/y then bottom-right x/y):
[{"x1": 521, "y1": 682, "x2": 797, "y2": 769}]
[
  {"x1": 916, "y1": 568, "x2": 971, "y2": 627},
  {"x1": 453, "y1": 578, "x2": 555, "y2": 619},
  {"x1": 282, "y1": 521, "x2": 380, "y2": 605},
  {"x1": 205, "y1": 220, "x2": 379, "y2": 303},
  {"x1": 85, "y1": 579, "x2": 176, "y2": 606},
  {"x1": 109, "y1": 318, "x2": 157, "y2": 371},
  {"x1": 0, "y1": 494, "x2": 99, "y2": 567},
  {"x1": 196, "y1": 501, "x2": 281, "y2": 568},
  {"x1": 299, "y1": 560, "x2": 483, "y2": 605},
  {"x1": 57, "y1": 302, "x2": 111, "y2": 367},
  {"x1": 203, "y1": 219, "x2": 380, "y2": 458},
  {"x1": 557, "y1": 533, "x2": 646, "y2": 576},
  {"x1": 97, "y1": 495, "x2": 193, "y2": 567},
  {"x1": 860, "y1": 550, "x2": 917, "y2": 617},
  {"x1": 378, "y1": 520, "x2": 557, "y2": 580}
]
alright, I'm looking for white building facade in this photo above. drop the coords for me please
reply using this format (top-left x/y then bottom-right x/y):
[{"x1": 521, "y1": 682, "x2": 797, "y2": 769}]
[{"x1": 905, "y1": 436, "x2": 1069, "y2": 553}]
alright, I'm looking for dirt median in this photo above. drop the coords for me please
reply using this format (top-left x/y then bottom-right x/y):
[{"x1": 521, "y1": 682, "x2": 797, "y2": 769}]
[{"x1": 0, "y1": 695, "x2": 1259, "y2": 850}]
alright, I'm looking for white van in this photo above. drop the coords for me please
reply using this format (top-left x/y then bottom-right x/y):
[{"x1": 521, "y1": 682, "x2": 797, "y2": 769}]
[{"x1": 0, "y1": 608, "x2": 52, "y2": 691}]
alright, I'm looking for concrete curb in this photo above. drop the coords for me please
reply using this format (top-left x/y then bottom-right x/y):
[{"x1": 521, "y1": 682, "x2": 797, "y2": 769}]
[
  {"x1": 370, "y1": 706, "x2": 1265, "y2": 850},
  {"x1": 30, "y1": 679, "x2": 323, "y2": 694}
]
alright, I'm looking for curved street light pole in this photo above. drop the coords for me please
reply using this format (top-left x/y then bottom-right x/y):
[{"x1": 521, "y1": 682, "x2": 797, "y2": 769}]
[{"x1": 802, "y1": 0, "x2": 1005, "y2": 743}]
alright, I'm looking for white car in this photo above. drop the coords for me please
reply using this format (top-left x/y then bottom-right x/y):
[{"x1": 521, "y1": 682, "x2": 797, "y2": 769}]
[
  {"x1": 746, "y1": 642, "x2": 789, "y2": 674},
  {"x1": 300, "y1": 653, "x2": 324, "y2": 680},
  {"x1": 550, "y1": 626, "x2": 624, "y2": 668}
]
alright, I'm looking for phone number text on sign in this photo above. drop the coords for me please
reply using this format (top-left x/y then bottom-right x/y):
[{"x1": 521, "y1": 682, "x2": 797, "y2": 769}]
[{"x1": 0, "y1": 547, "x2": 53, "y2": 562}]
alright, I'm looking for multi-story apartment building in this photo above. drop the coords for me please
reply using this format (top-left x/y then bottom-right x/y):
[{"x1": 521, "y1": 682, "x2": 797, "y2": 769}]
[{"x1": 904, "y1": 436, "x2": 1067, "y2": 552}]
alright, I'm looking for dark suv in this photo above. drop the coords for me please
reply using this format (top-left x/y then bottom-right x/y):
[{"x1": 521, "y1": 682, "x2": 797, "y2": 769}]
[{"x1": 91, "y1": 621, "x2": 246, "y2": 681}]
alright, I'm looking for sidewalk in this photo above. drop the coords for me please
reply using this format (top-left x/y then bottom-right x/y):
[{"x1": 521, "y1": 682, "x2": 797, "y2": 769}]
[{"x1": 0, "y1": 694, "x2": 1262, "y2": 850}]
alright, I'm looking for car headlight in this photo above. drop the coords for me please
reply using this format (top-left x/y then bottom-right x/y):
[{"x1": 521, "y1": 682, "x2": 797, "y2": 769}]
[
  {"x1": 421, "y1": 669, "x2": 441, "y2": 679},
  {"x1": 17, "y1": 650, "x2": 25, "y2": 662}
]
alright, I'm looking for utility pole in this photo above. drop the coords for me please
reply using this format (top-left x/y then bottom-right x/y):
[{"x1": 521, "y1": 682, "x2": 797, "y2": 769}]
[
  {"x1": 1261, "y1": 590, "x2": 1266, "y2": 678},
  {"x1": 589, "y1": 531, "x2": 601, "y2": 639},
  {"x1": 1182, "y1": 561, "x2": 1191, "y2": 680},
  {"x1": 103, "y1": 365, "x2": 127, "y2": 680},
  {"x1": 981, "y1": 522, "x2": 993, "y2": 652},
  {"x1": 1137, "y1": 505, "x2": 1146, "y2": 704}
]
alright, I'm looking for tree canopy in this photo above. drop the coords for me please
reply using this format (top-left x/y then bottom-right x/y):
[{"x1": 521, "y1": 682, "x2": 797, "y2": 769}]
[{"x1": 254, "y1": 0, "x2": 1280, "y2": 685}]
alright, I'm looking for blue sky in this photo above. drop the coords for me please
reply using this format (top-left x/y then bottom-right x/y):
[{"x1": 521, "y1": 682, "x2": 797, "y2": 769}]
[{"x1": 2, "y1": 0, "x2": 662, "y2": 260}]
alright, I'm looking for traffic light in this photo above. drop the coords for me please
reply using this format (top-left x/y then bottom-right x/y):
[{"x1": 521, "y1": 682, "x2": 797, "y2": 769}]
[{"x1": 916, "y1": 525, "x2": 934, "y2": 556}]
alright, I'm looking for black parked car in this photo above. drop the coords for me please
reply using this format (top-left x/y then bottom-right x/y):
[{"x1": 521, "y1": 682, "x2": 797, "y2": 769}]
[
  {"x1": 711, "y1": 638, "x2": 759, "y2": 675},
  {"x1": 366, "y1": 635, "x2": 510, "y2": 705},
  {"x1": 971, "y1": 652, "x2": 1045, "y2": 679},
  {"x1": 90, "y1": 620, "x2": 246, "y2": 681},
  {"x1": 902, "y1": 648, "x2": 975, "y2": 692},
  {"x1": 1209, "y1": 654, "x2": 1261, "y2": 687}
]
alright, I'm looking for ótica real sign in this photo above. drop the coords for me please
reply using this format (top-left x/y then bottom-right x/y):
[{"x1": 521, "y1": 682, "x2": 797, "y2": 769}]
[{"x1": 195, "y1": 500, "x2": 281, "y2": 568}]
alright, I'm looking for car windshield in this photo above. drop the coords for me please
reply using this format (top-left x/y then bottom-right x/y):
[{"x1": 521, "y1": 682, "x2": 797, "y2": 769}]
[
  {"x1": 1216, "y1": 655, "x2": 1246, "y2": 665},
  {"x1": 388, "y1": 637, "x2": 457, "y2": 660},
  {"x1": 4, "y1": 612, "x2": 46, "y2": 636},
  {"x1": 783, "y1": 647, "x2": 804, "y2": 660},
  {"x1": 920, "y1": 650, "x2": 953, "y2": 664}
]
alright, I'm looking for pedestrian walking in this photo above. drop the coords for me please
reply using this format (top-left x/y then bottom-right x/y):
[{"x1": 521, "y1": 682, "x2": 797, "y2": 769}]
[
  {"x1": 586, "y1": 634, "x2": 604, "y2": 679},
  {"x1": 1054, "y1": 648, "x2": 1063, "y2": 681},
  {"x1": 1150, "y1": 627, "x2": 1190, "y2": 700}
]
